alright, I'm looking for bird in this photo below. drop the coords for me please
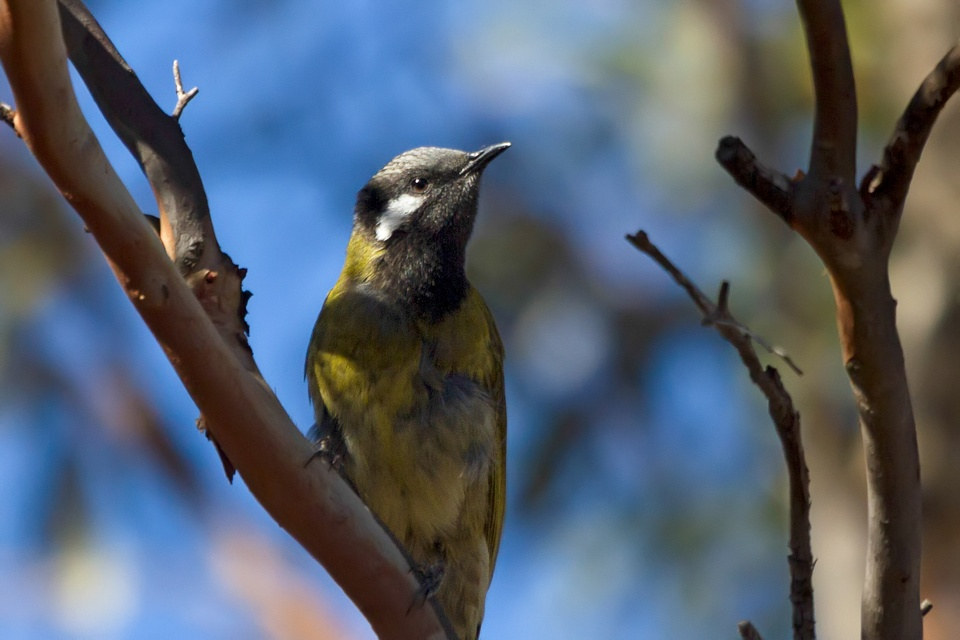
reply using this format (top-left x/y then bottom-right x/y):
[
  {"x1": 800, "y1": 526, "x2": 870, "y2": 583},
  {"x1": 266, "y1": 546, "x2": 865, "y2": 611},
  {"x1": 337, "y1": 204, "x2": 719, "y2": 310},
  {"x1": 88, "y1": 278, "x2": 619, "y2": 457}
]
[{"x1": 305, "y1": 143, "x2": 509, "y2": 639}]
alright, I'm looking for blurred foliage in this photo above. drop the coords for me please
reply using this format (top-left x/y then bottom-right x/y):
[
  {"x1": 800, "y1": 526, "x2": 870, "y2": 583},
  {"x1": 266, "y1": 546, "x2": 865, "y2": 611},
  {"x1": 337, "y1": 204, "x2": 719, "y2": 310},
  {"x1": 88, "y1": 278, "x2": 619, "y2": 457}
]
[{"x1": 2, "y1": 0, "x2": 960, "y2": 638}]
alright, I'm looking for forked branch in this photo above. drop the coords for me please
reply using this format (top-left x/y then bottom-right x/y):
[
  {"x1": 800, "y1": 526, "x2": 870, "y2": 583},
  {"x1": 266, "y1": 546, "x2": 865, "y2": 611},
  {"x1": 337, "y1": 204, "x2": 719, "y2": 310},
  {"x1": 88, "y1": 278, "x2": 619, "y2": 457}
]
[
  {"x1": 715, "y1": 2, "x2": 954, "y2": 639},
  {"x1": 58, "y1": 0, "x2": 252, "y2": 478},
  {"x1": 171, "y1": 59, "x2": 199, "y2": 119}
]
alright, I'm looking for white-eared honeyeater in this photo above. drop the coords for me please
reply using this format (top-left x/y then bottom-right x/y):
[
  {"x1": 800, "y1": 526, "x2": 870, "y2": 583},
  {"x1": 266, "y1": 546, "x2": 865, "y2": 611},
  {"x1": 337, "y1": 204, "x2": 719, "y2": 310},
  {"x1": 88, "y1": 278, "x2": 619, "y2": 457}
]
[{"x1": 305, "y1": 143, "x2": 509, "y2": 639}]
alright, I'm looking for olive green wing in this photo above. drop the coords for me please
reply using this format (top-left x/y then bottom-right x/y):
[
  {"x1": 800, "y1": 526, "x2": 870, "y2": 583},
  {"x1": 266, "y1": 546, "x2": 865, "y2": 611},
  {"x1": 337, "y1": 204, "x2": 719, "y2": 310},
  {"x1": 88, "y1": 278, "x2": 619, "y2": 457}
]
[
  {"x1": 476, "y1": 294, "x2": 507, "y2": 580},
  {"x1": 423, "y1": 286, "x2": 507, "y2": 577},
  {"x1": 305, "y1": 282, "x2": 422, "y2": 436}
]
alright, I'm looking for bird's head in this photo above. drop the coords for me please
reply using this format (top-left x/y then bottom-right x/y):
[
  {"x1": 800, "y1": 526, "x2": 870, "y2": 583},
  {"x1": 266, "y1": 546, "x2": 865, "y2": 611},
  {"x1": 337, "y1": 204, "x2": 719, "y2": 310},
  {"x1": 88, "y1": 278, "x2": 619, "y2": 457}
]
[
  {"x1": 345, "y1": 143, "x2": 510, "y2": 320},
  {"x1": 355, "y1": 142, "x2": 510, "y2": 249}
]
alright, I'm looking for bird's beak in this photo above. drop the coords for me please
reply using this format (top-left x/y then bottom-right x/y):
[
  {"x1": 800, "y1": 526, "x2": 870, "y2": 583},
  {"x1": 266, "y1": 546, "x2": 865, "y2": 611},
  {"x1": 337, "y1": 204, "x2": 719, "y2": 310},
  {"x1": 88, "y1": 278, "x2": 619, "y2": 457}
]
[{"x1": 461, "y1": 142, "x2": 511, "y2": 176}]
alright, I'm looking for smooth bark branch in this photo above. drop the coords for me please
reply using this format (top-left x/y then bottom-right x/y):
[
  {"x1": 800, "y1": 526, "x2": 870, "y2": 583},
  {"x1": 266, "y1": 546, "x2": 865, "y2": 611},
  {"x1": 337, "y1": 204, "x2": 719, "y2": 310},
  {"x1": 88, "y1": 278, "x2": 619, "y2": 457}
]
[
  {"x1": 627, "y1": 232, "x2": 815, "y2": 640},
  {"x1": 791, "y1": 0, "x2": 865, "y2": 273},
  {"x1": 795, "y1": 0, "x2": 857, "y2": 184},
  {"x1": 834, "y1": 270, "x2": 920, "y2": 640},
  {"x1": 0, "y1": 1, "x2": 449, "y2": 637},
  {"x1": 831, "y1": 43, "x2": 960, "y2": 640}
]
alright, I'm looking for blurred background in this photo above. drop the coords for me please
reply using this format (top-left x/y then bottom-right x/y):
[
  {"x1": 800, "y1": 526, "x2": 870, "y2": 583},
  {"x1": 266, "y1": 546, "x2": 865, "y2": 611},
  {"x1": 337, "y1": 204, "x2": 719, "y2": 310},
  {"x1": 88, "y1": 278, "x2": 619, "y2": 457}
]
[{"x1": 1, "y1": 0, "x2": 959, "y2": 638}]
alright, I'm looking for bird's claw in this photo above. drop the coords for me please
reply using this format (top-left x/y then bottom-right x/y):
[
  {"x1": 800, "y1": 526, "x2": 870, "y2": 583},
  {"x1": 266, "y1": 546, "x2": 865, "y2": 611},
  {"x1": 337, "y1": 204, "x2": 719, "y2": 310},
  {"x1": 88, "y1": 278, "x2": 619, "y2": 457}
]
[
  {"x1": 408, "y1": 561, "x2": 445, "y2": 614},
  {"x1": 304, "y1": 434, "x2": 345, "y2": 472}
]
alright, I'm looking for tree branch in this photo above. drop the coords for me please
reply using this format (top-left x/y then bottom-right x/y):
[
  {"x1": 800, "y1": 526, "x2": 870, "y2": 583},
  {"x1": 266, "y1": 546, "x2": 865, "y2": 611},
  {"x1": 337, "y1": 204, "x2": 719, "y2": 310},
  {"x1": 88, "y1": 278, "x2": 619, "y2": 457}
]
[
  {"x1": 796, "y1": 6, "x2": 924, "y2": 639},
  {"x1": 839, "y1": 274, "x2": 921, "y2": 640},
  {"x1": 627, "y1": 231, "x2": 815, "y2": 640},
  {"x1": 718, "y1": 3, "x2": 929, "y2": 638},
  {"x1": 863, "y1": 43, "x2": 960, "y2": 215},
  {"x1": 57, "y1": 0, "x2": 252, "y2": 478},
  {"x1": 715, "y1": 136, "x2": 795, "y2": 226},
  {"x1": 795, "y1": 0, "x2": 857, "y2": 185},
  {"x1": 57, "y1": 0, "x2": 211, "y2": 274},
  {"x1": 0, "y1": 1, "x2": 449, "y2": 637}
]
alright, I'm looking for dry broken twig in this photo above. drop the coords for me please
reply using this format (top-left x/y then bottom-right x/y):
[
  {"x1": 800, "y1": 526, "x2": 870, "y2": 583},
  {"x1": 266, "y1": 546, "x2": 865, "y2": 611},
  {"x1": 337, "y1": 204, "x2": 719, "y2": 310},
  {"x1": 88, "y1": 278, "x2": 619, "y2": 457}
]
[
  {"x1": 627, "y1": 230, "x2": 815, "y2": 640},
  {"x1": 626, "y1": 231, "x2": 801, "y2": 375},
  {"x1": 171, "y1": 59, "x2": 198, "y2": 119},
  {"x1": 715, "y1": 136, "x2": 794, "y2": 225}
]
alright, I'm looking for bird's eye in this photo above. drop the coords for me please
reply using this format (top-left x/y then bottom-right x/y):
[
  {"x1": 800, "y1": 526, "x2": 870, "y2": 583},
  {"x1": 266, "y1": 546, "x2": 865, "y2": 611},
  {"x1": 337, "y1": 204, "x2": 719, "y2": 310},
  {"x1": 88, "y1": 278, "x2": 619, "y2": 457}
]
[{"x1": 410, "y1": 177, "x2": 429, "y2": 192}]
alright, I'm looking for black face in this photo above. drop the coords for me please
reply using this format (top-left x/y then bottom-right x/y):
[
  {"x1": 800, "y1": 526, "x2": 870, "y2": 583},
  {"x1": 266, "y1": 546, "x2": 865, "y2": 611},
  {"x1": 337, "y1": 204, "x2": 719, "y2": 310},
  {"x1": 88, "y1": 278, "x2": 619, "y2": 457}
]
[{"x1": 354, "y1": 144, "x2": 509, "y2": 321}]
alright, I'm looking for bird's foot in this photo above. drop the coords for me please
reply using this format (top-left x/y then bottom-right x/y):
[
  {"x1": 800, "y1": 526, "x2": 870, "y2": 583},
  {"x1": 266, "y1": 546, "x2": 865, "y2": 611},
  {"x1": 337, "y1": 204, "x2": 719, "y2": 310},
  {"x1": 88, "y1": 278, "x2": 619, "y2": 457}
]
[
  {"x1": 304, "y1": 434, "x2": 346, "y2": 473},
  {"x1": 408, "y1": 561, "x2": 445, "y2": 613}
]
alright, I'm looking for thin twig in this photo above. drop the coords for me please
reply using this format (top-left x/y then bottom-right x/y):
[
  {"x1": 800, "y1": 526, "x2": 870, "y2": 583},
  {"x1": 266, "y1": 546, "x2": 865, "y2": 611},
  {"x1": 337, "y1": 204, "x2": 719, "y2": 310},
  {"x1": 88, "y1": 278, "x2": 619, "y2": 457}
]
[
  {"x1": 711, "y1": 314, "x2": 804, "y2": 376},
  {"x1": 628, "y1": 231, "x2": 815, "y2": 640},
  {"x1": 626, "y1": 230, "x2": 712, "y2": 315},
  {"x1": 715, "y1": 136, "x2": 795, "y2": 225},
  {"x1": 626, "y1": 232, "x2": 802, "y2": 375},
  {"x1": 171, "y1": 59, "x2": 198, "y2": 119}
]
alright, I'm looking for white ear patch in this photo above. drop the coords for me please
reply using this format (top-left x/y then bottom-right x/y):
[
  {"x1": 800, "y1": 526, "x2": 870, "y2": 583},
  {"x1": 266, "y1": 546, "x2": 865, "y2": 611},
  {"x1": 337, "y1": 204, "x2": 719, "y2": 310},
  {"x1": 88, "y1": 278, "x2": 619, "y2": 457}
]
[{"x1": 376, "y1": 193, "x2": 426, "y2": 241}]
